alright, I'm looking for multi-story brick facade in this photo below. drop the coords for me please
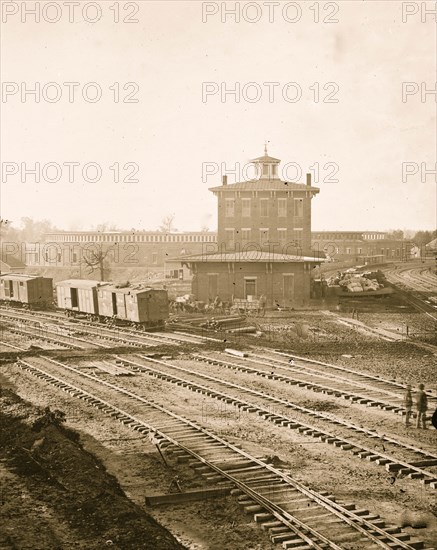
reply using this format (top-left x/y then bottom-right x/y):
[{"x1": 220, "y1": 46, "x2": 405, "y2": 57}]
[
  {"x1": 179, "y1": 149, "x2": 322, "y2": 308},
  {"x1": 22, "y1": 231, "x2": 216, "y2": 272},
  {"x1": 210, "y1": 150, "x2": 317, "y2": 255}
]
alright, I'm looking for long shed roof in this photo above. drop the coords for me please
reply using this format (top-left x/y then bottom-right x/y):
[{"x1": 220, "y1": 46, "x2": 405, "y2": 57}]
[{"x1": 170, "y1": 251, "x2": 324, "y2": 263}]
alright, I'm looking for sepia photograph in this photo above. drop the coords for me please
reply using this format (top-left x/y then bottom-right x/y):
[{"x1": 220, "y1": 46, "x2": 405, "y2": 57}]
[{"x1": 1, "y1": 1, "x2": 436, "y2": 549}]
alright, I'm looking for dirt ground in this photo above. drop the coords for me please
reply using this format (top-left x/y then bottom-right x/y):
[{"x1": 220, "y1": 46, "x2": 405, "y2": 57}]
[
  {"x1": 0, "y1": 376, "x2": 186, "y2": 550},
  {"x1": 1, "y1": 305, "x2": 437, "y2": 550}
]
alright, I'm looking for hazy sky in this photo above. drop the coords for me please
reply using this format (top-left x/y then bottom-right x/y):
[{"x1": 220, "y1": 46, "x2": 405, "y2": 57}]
[{"x1": 1, "y1": 0, "x2": 436, "y2": 232}]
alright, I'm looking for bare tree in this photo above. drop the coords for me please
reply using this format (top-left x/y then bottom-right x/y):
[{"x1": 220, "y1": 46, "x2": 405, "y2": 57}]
[
  {"x1": 82, "y1": 246, "x2": 110, "y2": 281},
  {"x1": 94, "y1": 221, "x2": 119, "y2": 232},
  {"x1": 159, "y1": 214, "x2": 177, "y2": 233}
]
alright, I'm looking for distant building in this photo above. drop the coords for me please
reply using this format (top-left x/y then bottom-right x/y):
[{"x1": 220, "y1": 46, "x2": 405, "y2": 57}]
[
  {"x1": 425, "y1": 238, "x2": 437, "y2": 253},
  {"x1": 0, "y1": 254, "x2": 26, "y2": 274},
  {"x1": 23, "y1": 231, "x2": 216, "y2": 275},
  {"x1": 177, "y1": 148, "x2": 323, "y2": 308},
  {"x1": 311, "y1": 231, "x2": 413, "y2": 263}
]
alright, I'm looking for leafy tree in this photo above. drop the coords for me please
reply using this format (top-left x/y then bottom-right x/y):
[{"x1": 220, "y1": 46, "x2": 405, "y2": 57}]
[{"x1": 412, "y1": 230, "x2": 437, "y2": 247}]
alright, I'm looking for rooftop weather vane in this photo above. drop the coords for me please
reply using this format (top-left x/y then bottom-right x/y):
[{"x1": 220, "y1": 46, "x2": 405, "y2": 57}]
[{"x1": 264, "y1": 140, "x2": 270, "y2": 155}]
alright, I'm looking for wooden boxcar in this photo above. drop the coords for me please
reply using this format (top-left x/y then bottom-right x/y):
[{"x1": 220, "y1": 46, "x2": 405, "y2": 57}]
[
  {"x1": 0, "y1": 273, "x2": 53, "y2": 307},
  {"x1": 97, "y1": 284, "x2": 169, "y2": 325},
  {"x1": 56, "y1": 279, "x2": 100, "y2": 314}
]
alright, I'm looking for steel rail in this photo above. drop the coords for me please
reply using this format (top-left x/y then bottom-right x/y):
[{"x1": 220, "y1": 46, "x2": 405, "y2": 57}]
[
  {"x1": 194, "y1": 354, "x2": 405, "y2": 414},
  {"x1": 15, "y1": 356, "x2": 423, "y2": 550},
  {"x1": 123, "y1": 354, "x2": 437, "y2": 486}
]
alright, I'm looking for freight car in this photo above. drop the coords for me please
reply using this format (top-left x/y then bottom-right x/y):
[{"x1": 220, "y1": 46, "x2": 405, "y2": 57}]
[
  {"x1": 55, "y1": 279, "x2": 169, "y2": 328},
  {"x1": 97, "y1": 283, "x2": 169, "y2": 327},
  {"x1": 56, "y1": 279, "x2": 99, "y2": 316},
  {"x1": 0, "y1": 273, "x2": 53, "y2": 309}
]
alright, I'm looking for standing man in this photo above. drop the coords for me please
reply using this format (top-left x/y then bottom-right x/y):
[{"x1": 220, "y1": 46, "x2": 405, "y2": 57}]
[
  {"x1": 258, "y1": 294, "x2": 267, "y2": 316},
  {"x1": 415, "y1": 384, "x2": 428, "y2": 429},
  {"x1": 403, "y1": 384, "x2": 413, "y2": 427}
]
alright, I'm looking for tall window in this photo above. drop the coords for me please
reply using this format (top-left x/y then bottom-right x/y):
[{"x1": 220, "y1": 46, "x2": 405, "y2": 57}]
[
  {"x1": 278, "y1": 199, "x2": 287, "y2": 217},
  {"x1": 241, "y1": 228, "x2": 251, "y2": 243},
  {"x1": 241, "y1": 198, "x2": 251, "y2": 217},
  {"x1": 278, "y1": 229, "x2": 287, "y2": 247},
  {"x1": 293, "y1": 229, "x2": 303, "y2": 249},
  {"x1": 259, "y1": 228, "x2": 269, "y2": 245},
  {"x1": 225, "y1": 199, "x2": 235, "y2": 217},
  {"x1": 225, "y1": 228, "x2": 235, "y2": 249},
  {"x1": 260, "y1": 199, "x2": 269, "y2": 217},
  {"x1": 294, "y1": 198, "x2": 303, "y2": 217}
]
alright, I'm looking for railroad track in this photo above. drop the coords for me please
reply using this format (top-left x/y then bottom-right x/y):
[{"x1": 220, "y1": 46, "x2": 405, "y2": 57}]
[
  {"x1": 382, "y1": 264, "x2": 437, "y2": 323},
  {"x1": 384, "y1": 267, "x2": 436, "y2": 294},
  {"x1": 192, "y1": 351, "x2": 418, "y2": 416},
  {"x1": 0, "y1": 307, "x2": 211, "y2": 349},
  {"x1": 106, "y1": 353, "x2": 437, "y2": 489},
  {"x1": 0, "y1": 316, "x2": 115, "y2": 350},
  {"x1": 13, "y1": 356, "x2": 432, "y2": 549},
  {"x1": 254, "y1": 349, "x2": 437, "y2": 407}
]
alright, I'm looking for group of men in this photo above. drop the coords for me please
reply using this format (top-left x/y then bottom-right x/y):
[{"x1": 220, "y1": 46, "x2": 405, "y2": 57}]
[{"x1": 404, "y1": 383, "x2": 435, "y2": 429}]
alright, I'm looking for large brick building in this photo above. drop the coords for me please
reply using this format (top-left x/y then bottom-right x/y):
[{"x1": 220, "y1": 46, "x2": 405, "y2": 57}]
[
  {"x1": 311, "y1": 231, "x2": 413, "y2": 263},
  {"x1": 179, "y1": 149, "x2": 322, "y2": 308},
  {"x1": 22, "y1": 231, "x2": 216, "y2": 274},
  {"x1": 212, "y1": 149, "x2": 315, "y2": 256}
]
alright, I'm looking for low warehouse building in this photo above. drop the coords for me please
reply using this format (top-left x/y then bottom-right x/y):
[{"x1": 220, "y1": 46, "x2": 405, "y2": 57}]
[{"x1": 181, "y1": 251, "x2": 320, "y2": 308}]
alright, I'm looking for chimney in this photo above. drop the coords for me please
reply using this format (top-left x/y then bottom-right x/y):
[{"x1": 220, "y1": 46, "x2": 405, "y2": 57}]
[
  {"x1": 306, "y1": 173, "x2": 311, "y2": 186},
  {"x1": 222, "y1": 175, "x2": 228, "y2": 186}
]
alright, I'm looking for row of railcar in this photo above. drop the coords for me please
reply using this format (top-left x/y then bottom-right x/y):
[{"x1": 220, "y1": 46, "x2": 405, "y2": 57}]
[
  {"x1": 0, "y1": 274, "x2": 169, "y2": 328},
  {"x1": 56, "y1": 279, "x2": 169, "y2": 327}
]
